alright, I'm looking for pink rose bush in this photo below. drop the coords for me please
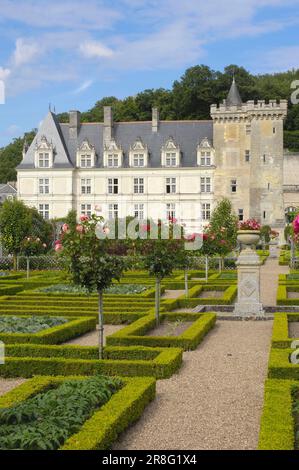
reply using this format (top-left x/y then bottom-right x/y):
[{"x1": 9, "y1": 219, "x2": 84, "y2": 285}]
[{"x1": 239, "y1": 219, "x2": 261, "y2": 231}]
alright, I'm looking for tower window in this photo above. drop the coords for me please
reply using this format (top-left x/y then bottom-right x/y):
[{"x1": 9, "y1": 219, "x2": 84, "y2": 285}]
[
  {"x1": 273, "y1": 127, "x2": 276, "y2": 134},
  {"x1": 263, "y1": 211, "x2": 266, "y2": 219},
  {"x1": 263, "y1": 154, "x2": 266, "y2": 163},
  {"x1": 238, "y1": 209, "x2": 244, "y2": 221},
  {"x1": 245, "y1": 150, "x2": 250, "y2": 162},
  {"x1": 246, "y1": 125, "x2": 251, "y2": 135},
  {"x1": 231, "y1": 179, "x2": 237, "y2": 193}
]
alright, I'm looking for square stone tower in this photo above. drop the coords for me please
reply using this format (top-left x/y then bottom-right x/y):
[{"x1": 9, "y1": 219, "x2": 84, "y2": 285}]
[{"x1": 211, "y1": 79, "x2": 288, "y2": 229}]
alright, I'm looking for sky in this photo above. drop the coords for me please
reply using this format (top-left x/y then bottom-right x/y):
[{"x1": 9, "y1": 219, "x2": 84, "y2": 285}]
[{"x1": 0, "y1": 0, "x2": 298, "y2": 147}]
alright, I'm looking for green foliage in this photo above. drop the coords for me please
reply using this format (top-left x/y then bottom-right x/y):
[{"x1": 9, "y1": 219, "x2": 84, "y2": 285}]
[
  {"x1": 258, "y1": 379, "x2": 296, "y2": 450},
  {"x1": 205, "y1": 198, "x2": 238, "y2": 256},
  {"x1": 0, "y1": 315, "x2": 67, "y2": 334},
  {"x1": 38, "y1": 283, "x2": 148, "y2": 295},
  {"x1": 0, "y1": 200, "x2": 52, "y2": 261},
  {"x1": 0, "y1": 375, "x2": 122, "y2": 450},
  {"x1": 0, "y1": 130, "x2": 35, "y2": 183}
]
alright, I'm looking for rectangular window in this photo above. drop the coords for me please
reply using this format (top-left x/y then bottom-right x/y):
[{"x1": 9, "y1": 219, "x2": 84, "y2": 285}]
[
  {"x1": 133, "y1": 154, "x2": 145, "y2": 167},
  {"x1": 38, "y1": 153, "x2": 50, "y2": 168},
  {"x1": 166, "y1": 203, "x2": 176, "y2": 220},
  {"x1": 80, "y1": 155, "x2": 92, "y2": 168},
  {"x1": 263, "y1": 211, "x2": 266, "y2": 219},
  {"x1": 39, "y1": 204, "x2": 49, "y2": 220},
  {"x1": 200, "y1": 177, "x2": 211, "y2": 193},
  {"x1": 107, "y1": 154, "x2": 119, "y2": 168},
  {"x1": 133, "y1": 177, "x2": 144, "y2": 194},
  {"x1": 231, "y1": 179, "x2": 237, "y2": 193},
  {"x1": 246, "y1": 125, "x2": 251, "y2": 135},
  {"x1": 273, "y1": 127, "x2": 276, "y2": 134},
  {"x1": 238, "y1": 209, "x2": 244, "y2": 221},
  {"x1": 200, "y1": 151, "x2": 211, "y2": 166},
  {"x1": 134, "y1": 203, "x2": 144, "y2": 220},
  {"x1": 108, "y1": 178, "x2": 119, "y2": 195},
  {"x1": 165, "y1": 152, "x2": 177, "y2": 167},
  {"x1": 202, "y1": 203, "x2": 211, "y2": 221},
  {"x1": 263, "y1": 154, "x2": 266, "y2": 163},
  {"x1": 81, "y1": 178, "x2": 91, "y2": 195},
  {"x1": 81, "y1": 204, "x2": 92, "y2": 217},
  {"x1": 245, "y1": 150, "x2": 250, "y2": 162},
  {"x1": 108, "y1": 203, "x2": 118, "y2": 220},
  {"x1": 166, "y1": 177, "x2": 176, "y2": 194},
  {"x1": 38, "y1": 178, "x2": 49, "y2": 194}
]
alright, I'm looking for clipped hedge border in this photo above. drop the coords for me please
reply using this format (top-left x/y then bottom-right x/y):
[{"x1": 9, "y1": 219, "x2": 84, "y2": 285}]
[
  {"x1": 272, "y1": 313, "x2": 299, "y2": 348},
  {"x1": 0, "y1": 316, "x2": 96, "y2": 345},
  {"x1": 177, "y1": 285, "x2": 237, "y2": 307},
  {"x1": 0, "y1": 346, "x2": 183, "y2": 379},
  {"x1": 258, "y1": 379, "x2": 296, "y2": 450},
  {"x1": 277, "y1": 285, "x2": 299, "y2": 305},
  {"x1": 268, "y1": 348, "x2": 299, "y2": 380},
  {"x1": 0, "y1": 375, "x2": 156, "y2": 450},
  {"x1": 106, "y1": 312, "x2": 216, "y2": 351},
  {"x1": 0, "y1": 284, "x2": 24, "y2": 296}
]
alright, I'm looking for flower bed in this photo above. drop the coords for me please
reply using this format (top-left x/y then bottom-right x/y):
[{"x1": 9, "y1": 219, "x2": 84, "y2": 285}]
[
  {"x1": 0, "y1": 375, "x2": 156, "y2": 450},
  {"x1": 177, "y1": 284, "x2": 237, "y2": 306},
  {"x1": 38, "y1": 283, "x2": 149, "y2": 295},
  {"x1": 106, "y1": 312, "x2": 216, "y2": 350},
  {"x1": 0, "y1": 316, "x2": 96, "y2": 345},
  {"x1": 0, "y1": 345, "x2": 182, "y2": 379},
  {"x1": 258, "y1": 379, "x2": 297, "y2": 450}
]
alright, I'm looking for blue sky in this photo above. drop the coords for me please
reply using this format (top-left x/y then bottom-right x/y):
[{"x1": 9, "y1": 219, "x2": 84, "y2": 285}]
[{"x1": 0, "y1": 0, "x2": 298, "y2": 147}]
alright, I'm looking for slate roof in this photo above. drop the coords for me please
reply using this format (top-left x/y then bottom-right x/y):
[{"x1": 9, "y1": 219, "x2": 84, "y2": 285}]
[
  {"x1": 18, "y1": 111, "x2": 214, "y2": 169},
  {"x1": 226, "y1": 78, "x2": 242, "y2": 107},
  {"x1": 0, "y1": 184, "x2": 17, "y2": 194}
]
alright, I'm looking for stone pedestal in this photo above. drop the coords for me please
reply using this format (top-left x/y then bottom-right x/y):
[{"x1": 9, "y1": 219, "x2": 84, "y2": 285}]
[
  {"x1": 234, "y1": 247, "x2": 264, "y2": 316},
  {"x1": 269, "y1": 243, "x2": 278, "y2": 258}
]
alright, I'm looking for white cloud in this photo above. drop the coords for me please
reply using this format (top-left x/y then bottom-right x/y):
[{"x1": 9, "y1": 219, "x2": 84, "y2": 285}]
[
  {"x1": 4, "y1": 124, "x2": 22, "y2": 136},
  {"x1": 0, "y1": 67, "x2": 11, "y2": 81},
  {"x1": 79, "y1": 41, "x2": 114, "y2": 59},
  {"x1": 254, "y1": 46, "x2": 299, "y2": 72},
  {"x1": 13, "y1": 38, "x2": 40, "y2": 66},
  {"x1": 73, "y1": 80, "x2": 94, "y2": 94}
]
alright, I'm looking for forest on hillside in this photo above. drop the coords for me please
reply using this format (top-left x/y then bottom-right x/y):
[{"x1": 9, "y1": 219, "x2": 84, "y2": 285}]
[{"x1": 1, "y1": 64, "x2": 299, "y2": 183}]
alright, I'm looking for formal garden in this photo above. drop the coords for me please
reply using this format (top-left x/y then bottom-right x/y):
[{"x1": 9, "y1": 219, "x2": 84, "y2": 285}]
[{"x1": 0, "y1": 199, "x2": 299, "y2": 450}]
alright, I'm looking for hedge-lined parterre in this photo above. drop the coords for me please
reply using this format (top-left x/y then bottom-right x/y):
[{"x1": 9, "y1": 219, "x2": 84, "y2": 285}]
[
  {"x1": 268, "y1": 347, "x2": 299, "y2": 380},
  {"x1": 176, "y1": 284, "x2": 237, "y2": 306},
  {"x1": 272, "y1": 313, "x2": 299, "y2": 348},
  {"x1": 106, "y1": 312, "x2": 216, "y2": 350},
  {"x1": 0, "y1": 345, "x2": 183, "y2": 379},
  {"x1": 0, "y1": 375, "x2": 156, "y2": 450},
  {"x1": 0, "y1": 316, "x2": 96, "y2": 345},
  {"x1": 277, "y1": 285, "x2": 299, "y2": 305}
]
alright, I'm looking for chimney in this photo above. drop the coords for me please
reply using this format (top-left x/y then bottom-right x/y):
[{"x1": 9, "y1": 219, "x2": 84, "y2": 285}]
[
  {"x1": 104, "y1": 106, "x2": 113, "y2": 143},
  {"x1": 69, "y1": 110, "x2": 81, "y2": 139},
  {"x1": 152, "y1": 107, "x2": 159, "y2": 133}
]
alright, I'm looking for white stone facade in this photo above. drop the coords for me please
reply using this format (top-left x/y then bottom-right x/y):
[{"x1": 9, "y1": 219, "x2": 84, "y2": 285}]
[{"x1": 17, "y1": 82, "x2": 298, "y2": 234}]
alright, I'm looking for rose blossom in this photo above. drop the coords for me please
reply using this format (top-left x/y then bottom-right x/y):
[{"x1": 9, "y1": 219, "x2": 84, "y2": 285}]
[
  {"x1": 293, "y1": 215, "x2": 299, "y2": 234},
  {"x1": 62, "y1": 223, "x2": 69, "y2": 233},
  {"x1": 54, "y1": 243, "x2": 62, "y2": 252},
  {"x1": 76, "y1": 224, "x2": 84, "y2": 233},
  {"x1": 80, "y1": 215, "x2": 89, "y2": 222}
]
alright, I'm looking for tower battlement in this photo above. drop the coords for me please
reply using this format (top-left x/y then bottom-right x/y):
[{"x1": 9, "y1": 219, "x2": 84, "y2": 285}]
[{"x1": 211, "y1": 99, "x2": 288, "y2": 120}]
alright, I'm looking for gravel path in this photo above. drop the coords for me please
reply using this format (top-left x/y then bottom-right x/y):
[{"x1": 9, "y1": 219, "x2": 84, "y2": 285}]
[
  {"x1": 162, "y1": 290, "x2": 185, "y2": 299},
  {"x1": 0, "y1": 378, "x2": 26, "y2": 397},
  {"x1": 289, "y1": 322, "x2": 299, "y2": 338},
  {"x1": 113, "y1": 320, "x2": 273, "y2": 450},
  {"x1": 63, "y1": 325, "x2": 124, "y2": 346},
  {"x1": 260, "y1": 257, "x2": 289, "y2": 306}
]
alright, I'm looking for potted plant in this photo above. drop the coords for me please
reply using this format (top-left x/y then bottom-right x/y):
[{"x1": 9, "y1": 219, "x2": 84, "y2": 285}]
[{"x1": 237, "y1": 219, "x2": 261, "y2": 247}]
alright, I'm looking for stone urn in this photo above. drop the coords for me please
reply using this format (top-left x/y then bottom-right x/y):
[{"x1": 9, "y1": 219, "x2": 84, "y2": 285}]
[{"x1": 237, "y1": 230, "x2": 260, "y2": 249}]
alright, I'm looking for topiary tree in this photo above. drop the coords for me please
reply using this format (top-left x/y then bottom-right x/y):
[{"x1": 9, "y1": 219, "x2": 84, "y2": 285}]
[
  {"x1": 57, "y1": 214, "x2": 127, "y2": 359},
  {"x1": 20, "y1": 236, "x2": 47, "y2": 278}
]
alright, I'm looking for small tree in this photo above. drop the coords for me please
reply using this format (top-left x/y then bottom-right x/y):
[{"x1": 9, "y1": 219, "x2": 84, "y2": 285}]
[
  {"x1": 57, "y1": 215, "x2": 127, "y2": 359},
  {"x1": 206, "y1": 198, "x2": 238, "y2": 269},
  {"x1": 21, "y1": 237, "x2": 47, "y2": 278},
  {"x1": 0, "y1": 199, "x2": 32, "y2": 269},
  {"x1": 138, "y1": 219, "x2": 185, "y2": 325}
]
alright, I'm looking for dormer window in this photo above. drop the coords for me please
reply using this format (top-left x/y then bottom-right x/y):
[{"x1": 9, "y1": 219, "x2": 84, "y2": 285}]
[
  {"x1": 77, "y1": 139, "x2": 95, "y2": 168},
  {"x1": 129, "y1": 138, "x2": 148, "y2": 167},
  {"x1": 161, "y1": 137, "x2": 180, "y2": 167},
  {"x1": 35, "y1": 135, "x2": 53, "y2": 168},
  {"x1": 104, "y1": 139, "x2": 122, "y2": 168},
  {"x1": 197, "y1": 138, "x2": 214, "y2": 166}
]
